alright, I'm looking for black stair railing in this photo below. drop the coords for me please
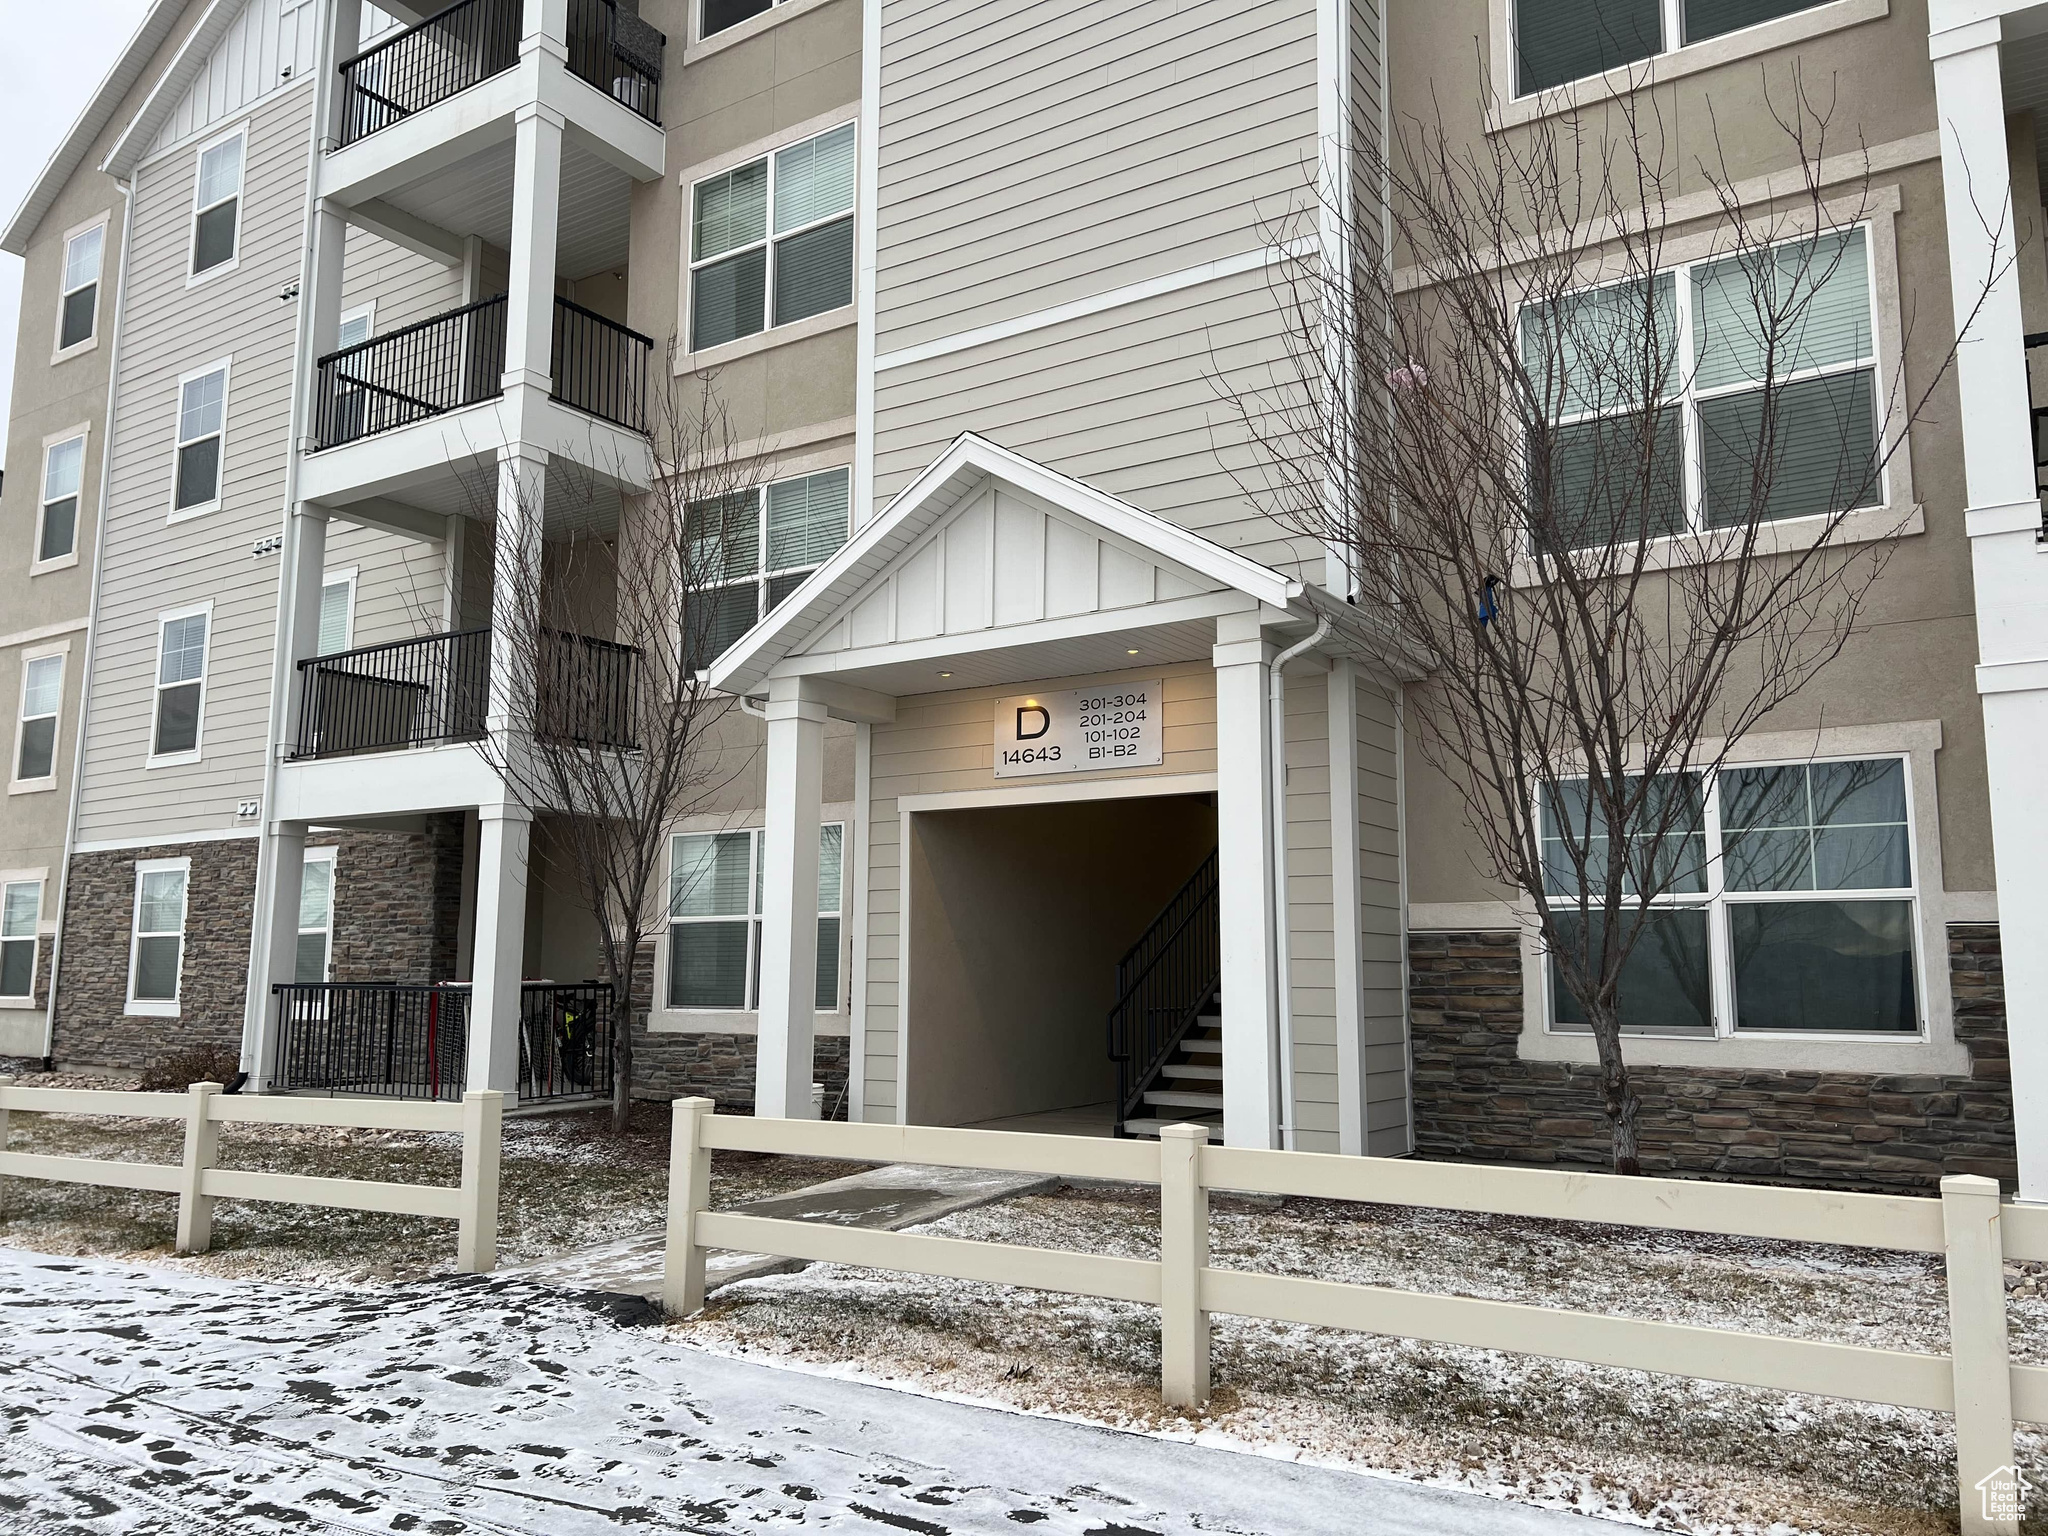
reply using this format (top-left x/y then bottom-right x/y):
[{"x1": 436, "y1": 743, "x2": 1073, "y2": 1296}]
[
  {"x1": 293, "y1": 629, "x2": 491, "y2": 759},
  {"x1": 565, "y1": 0, "x2": 664, "y2": 122},
  {"x1": 337, "y1": 0, "x2": 521, "y2": 147},
  {"x1": 1105, "y1": 848, "x2": 1221, "y2": 1134},
  {"x1": 312, "y1": 295, "x2": 507, "y2": 449},
  {"x1": 551, "y1": 296, "x2": 652, "y2": 433},
  {"x1": 272, "y1": 980, "x2": 613, "y2": 1103}
]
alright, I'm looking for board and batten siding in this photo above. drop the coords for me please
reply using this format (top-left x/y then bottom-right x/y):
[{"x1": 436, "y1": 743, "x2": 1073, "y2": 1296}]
[
  {"x1": 872, "y1": 0, "x2": 1318, "y2": 355},
  {"x1": 79, "y1": 81, "x2": 446, "y2": 847},
  {"x1": 860, "y1": 663, "x2": 1222, "y2": 1120},
  {"x1": 146, "y1": 0, "x2": 323, "y2": 161}
]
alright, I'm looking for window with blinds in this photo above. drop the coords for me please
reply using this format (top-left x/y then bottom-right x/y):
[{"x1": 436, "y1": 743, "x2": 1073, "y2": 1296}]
[
  {"x1": 684, "y1": 467, "x2": 851, "y2": 668},
  {"x1": 1521, "y1": 226, "x2": 1880, "y2": 549},
  {"x1": 1513, "y1": 0, "x2": 1831, "y2": 96},
  {"x1": 318, "y1": 575, "x2": 355, "y2": 656},
  {"x1": 690, "y1": 123, "x2": 856, "y2": 351},
  {"x1": 666, "y1": 823, "x2": 845, "y2": 1011}
]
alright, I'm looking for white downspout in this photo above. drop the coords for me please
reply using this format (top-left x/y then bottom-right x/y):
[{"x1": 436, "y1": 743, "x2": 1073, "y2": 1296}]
[
  {"x1": 1269, "y1": 613, "x2": 1330, "y2": 1150},
  {"x1": 40, "y1": 175, "x2": 136, "y2": 1063}
]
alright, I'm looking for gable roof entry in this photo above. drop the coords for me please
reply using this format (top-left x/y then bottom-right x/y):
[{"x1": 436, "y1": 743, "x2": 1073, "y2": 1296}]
[
  {"x1": 705, "y1": 433, "x2": 1306, "y2": 697},
  {"x1": 1, "y1": 0, "x2": 192, "y2": 253}
]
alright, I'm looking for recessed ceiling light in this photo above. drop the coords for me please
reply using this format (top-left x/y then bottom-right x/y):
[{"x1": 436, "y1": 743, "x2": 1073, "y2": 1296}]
[
  {"x1": 938, "y1": 671, "x2": 953, "y2": 678},
  {"x1": 1126, "y1": 648, "x2": 1140, "y2": 655}
]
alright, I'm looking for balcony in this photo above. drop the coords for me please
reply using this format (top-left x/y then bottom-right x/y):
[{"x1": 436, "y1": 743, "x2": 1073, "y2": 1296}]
[
  {"x1": 290, "y1": 628, "x2": 639, "y2": 760},
  {"x1": 310, "y1": 294, "x2": 650, "y2": 450},
  {"x1": 271, "y1": 980, "x2": 614, "y2": 1102},
  {"x1": 336, "y1": 0, "x2": 662, "y2": 147}
]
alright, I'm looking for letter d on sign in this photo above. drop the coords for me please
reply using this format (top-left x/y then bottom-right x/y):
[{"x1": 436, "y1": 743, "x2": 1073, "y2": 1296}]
[{"x1": 1016, "y1": 705, "x2": 1050, "y2": 740}]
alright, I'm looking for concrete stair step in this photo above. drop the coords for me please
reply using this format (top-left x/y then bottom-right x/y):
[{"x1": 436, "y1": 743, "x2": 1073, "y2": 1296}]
[
  {"x1": 1143, "y1": 1088, "x2": 1225, "y2": 1110},
  {"x1": 1158, "y1": 1063, "x2": 1222, "y2": 1081}
]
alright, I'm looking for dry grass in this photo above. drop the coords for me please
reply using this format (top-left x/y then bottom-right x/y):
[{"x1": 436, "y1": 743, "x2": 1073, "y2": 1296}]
[
  {"x1": 0, "y1": 1072, "x2": 865, "y2": 1284},
  {"x1": 678, "y1": 1180, "x2": 2048, "y2": 1536}
]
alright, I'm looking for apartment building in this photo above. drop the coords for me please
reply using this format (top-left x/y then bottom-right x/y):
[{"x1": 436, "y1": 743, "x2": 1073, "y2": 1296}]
[{"x1": 6, "y1": 0, "x2": 2048, "y2": 1196}]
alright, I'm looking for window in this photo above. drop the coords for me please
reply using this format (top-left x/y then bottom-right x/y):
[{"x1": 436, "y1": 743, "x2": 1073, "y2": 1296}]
[
  {"x1": 1521, "y1": 226, "x2": 1878, "y2": 549},
  {"x1": 318, "y1": 571, "x2": 356, "y2": 655},
  {"x1": 338, "y1": 306, "x2": 374, "y2": 349},
  {"x1": 690, "y1": 122, "x2": 855, "y2": 351},
  {"x1": 191, "y1": 131, "x2": 243, "y2": 275},
  {"x1": 15, "y1": 655, "x2": 63, "y2": 783},
  {"x1": 38, "y1": 435, "x2": 84, "y2": 563},
  {"x1": 0, "y1": 881, "x2": 39, "y2": 1000},
  {"x1": 1512, "y1": 0, "x2": 1832, "y2": 96},
  {"x1": 1543, "y1": 755, "x2": 1918, "y2": 1036},
  {"x1": 297, "y1": 849, "x2": 336, "y2": 983},
  {"x1": 173, "y1": 364, "x2": 229, "y2": 513},
  {"x1": 58, "y1": 223, "x2": 104, "y2": 351},
  {"x1": 666, "y1": 823, "x2": 844, "y2": 1010},
  {"x1": 128, "y1": 861, "x2": 189, "y2": 1011},
  {"x1": 686, "y1": 467, "x2": 850, "y2": 666},
  {"x1": 153, "y1": 609, "x2": 209, "y2": 759},
  {"x1": 702, "y1": 0, "x2": 772, "y2": 38}
]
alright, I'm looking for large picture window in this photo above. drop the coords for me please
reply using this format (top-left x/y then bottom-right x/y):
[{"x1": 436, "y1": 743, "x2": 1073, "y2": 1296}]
[
  {"x1": 666, "y1": 823, "x2": 844, "y2": 1011},
  {"x1": 128, "y1": 860, "x2": 190, "y2": 1013},
  {"x1": 689, "y1": 122, "x2": 855, "y2": 351},
  {"x1": 1543, "y1": 755, "x2": 1919, "y2": 1037},
  {"x1": 1520, "y1": 227, "x2": 1879, "y2": 550},
  {"x1": 0, "y1": 880, "x2": 39, "y2": 1001},
  {"x1": 1512, "y1": 0, "x2": 1833, "y2": 96},
  {"x1": 686, "y1": 467, "x2": 850, "y2": 666}
]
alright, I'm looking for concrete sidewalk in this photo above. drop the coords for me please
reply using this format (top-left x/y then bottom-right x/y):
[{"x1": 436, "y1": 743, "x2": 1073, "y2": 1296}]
[{"x1": 506, "y1": 1159, "x2": 1056, "y2": 1298}]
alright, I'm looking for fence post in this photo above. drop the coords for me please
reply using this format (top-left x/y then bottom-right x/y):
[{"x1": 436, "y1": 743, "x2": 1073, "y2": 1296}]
[
  {"x1": 0, "y1": 1076, "x2": 13, "y2": 1219},
  {"x1": 1159, "y1": 1123, "x2": 1211, "y2": 1409},
  {"x1": 663, "y1": 1097, "x2": 714, "y2": 1317},
  {"x1": 457, "y1": 1089, "x2": 505, "y2": 1273},
  {"x1": 176, "y1": 1082, "x2": 221, "y2": 1254},
  {"x1": 1942, "y1": 1174, "x2": 2019, "y2": 1535}
]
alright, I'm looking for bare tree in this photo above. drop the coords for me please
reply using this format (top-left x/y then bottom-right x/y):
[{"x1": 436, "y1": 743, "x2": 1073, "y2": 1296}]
[
  {"x1": 1224, "y1": 71, "x2": 1998, "y2": 1173},
  {"x1": 469, "y1": 354, "x2": 761, "y2": 1133}
]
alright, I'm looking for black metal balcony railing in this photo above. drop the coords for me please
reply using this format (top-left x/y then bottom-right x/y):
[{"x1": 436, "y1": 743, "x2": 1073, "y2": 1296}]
[
  {"x1": 292, "y1": 628, "x2": 640, "y2": 760},
  {"x1": 272, "y1": 981, "x2": 614, "y2": 1103},
  {"x1": 2027, "y1": 333, "x2": 2048, "y2": 531},
  {"x1": 566, "y1": 0, "x2": 663, "y2": 123},
  {"x1": 337, "y1": 0, "x2": 520, "y2": 147},
  {"x1": 311, "y1": 296, "x2": 649, "y2": 449},
  {"x1": 312, "y1": 295, "x2": 507, "y2": 450},
  {"x1": 293, "y1": 629, "x2": 490, "y2": 759},
  {"x1": 550, "y1": 297, "x2": 652, "y2": 434}
]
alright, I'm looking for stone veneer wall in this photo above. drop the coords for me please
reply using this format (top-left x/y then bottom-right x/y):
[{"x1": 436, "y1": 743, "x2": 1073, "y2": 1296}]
[
  {"x1": 1407, "y1": 923, "x2": 2016, "y2": 1192},
  {"x1": 50, "y1": 824, "x2": 465, "y2": 1074}
]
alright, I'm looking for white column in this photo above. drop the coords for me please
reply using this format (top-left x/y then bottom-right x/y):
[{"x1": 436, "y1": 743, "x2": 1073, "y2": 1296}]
[
  {"x1": 468, "y1": 806, "x2": 531, "y2": 1093},
  {"x1": 489, "y1": 447, "x2": 544, "y2": 743},
  {"x1": 1214, "y1": 614, "x2": 1280, "y2": 1149},
  {"x1": 1933, "y1": 7, "x2": 2048, "y2": 1200},
  {"x1": 756, "y1": 680, "x2": 828, "y2": 1120},
  {"x1": 502, "y1": 102, "x2": 563, "y2": 394}
]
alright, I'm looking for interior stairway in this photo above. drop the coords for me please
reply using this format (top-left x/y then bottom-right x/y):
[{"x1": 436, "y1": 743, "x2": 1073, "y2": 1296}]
[
  {"x1": 1119, "y1": 989, "x2": 1223, "y2": 1141},
  {"x1": 1107, "y1": 848, "x2": 1223, "y2": 1140}
]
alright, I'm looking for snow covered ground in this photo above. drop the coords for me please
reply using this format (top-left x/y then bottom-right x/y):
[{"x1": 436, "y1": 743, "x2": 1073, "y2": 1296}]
[{"x1": 0, "y1": 1247, "x2": 1590, "y2": 1535}]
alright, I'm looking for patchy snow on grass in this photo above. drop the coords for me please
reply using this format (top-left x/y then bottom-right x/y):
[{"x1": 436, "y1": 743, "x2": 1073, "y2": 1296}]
[{"x1": 676, "y1": 1181, "x2": 2048, "y2": 1536}]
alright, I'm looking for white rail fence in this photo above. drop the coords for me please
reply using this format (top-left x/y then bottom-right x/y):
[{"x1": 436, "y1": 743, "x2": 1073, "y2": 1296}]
[
  {"x1": 0, "y1": 1080, "x2": 504, "y2": 1272},
  {"x1": 663, "y1": 1100, "x2": 2042, "y2": 1536}
]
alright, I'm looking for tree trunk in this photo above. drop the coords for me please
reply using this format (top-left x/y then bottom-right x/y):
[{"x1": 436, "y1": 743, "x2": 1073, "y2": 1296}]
[
  {"x1": 1584, "y1": 1001, "x2": 1642, "y2": 1176},
  {"x1": 608, "y1": 941, "x2": 635, "y2": 1136}
]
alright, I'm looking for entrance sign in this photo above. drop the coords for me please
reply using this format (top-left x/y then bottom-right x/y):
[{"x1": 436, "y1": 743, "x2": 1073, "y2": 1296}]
[{"x1": 993, "y1": 680, "x2": 1164, "y2": 778}]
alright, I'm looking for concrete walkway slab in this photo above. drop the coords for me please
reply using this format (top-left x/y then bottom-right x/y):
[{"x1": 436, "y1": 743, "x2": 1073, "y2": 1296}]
[{"x1": 507, "y1": 1159, "x2": 1055, "y2": 1298}]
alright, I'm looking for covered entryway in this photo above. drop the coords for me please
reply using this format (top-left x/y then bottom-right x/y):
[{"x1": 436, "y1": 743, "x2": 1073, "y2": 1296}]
[{"x1": 903, "y1": 791, "x2": 1216, "y2": 1136}]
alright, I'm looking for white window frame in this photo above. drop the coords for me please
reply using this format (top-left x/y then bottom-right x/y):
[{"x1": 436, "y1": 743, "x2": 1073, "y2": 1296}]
[
  {"x1": 1520, "y1": 220, "x2": 1885, "y2": 552},
  {"x1": 1538, "y1": 750, "x2": 1924, "y2": 1043},
  {"x1": 686, "y1": 0, "x2": 837, "y2": 58},
  {"x1": 1491, "y1": 0, "x2": 1887, "y2": 126},
  {"x1": 169, "y1": 358, "x2": 232, "y2": 521},
  {"x1": 53, "y1": 213, "x2": 109, "y2": 359},
  {"x1": 297, "y1": 845, "x2": 338, "y2": 984},
  {"x1": 148, "y1": 601, "x2": 213, "y2": 767},
  {"x1": 338, "y1": 303, "x2": 375, "y2": 350},
  {"x1": 699, "y1": 466, "x2": 851, "y2": 654},
  {"x1": 11, "y1": 643, "x2": 68, "y2": 794},
  {"x1": 662, "y1": 822, "x2": 845, "y2": 1015},
  {"x1": 685, "y1": 117, "x2": 858, "y2": 359},
  {"x1": 319, "y1": 566, "x2": 359, "y2": 655},
  {"x1": 0, "y1": 872, "x2": 45, "y2": 1006},
  {"x1": 33, "y1": 425, "x2": 90, "y2": 574},
  {"x1": 187, "y1": 124, "x2": 247, "y2": 284},
  {"x1": 126, "y1": 856, "x2": 192, "y2": 1017}
]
